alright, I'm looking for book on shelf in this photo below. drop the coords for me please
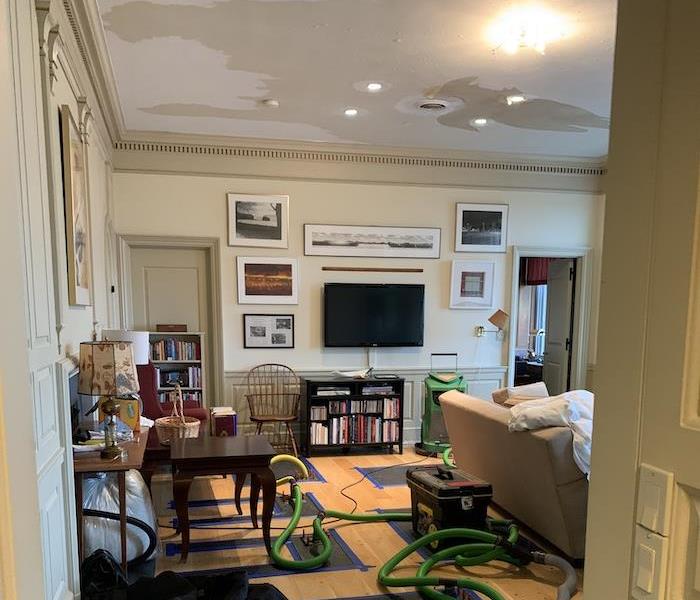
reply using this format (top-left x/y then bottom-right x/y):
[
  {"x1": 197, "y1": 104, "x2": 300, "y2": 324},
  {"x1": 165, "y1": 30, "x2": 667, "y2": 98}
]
[
  {"x1": 150, "y1": 338, "x2": 201, "y2": 361},
  {"x1": 315, "y1": 386, "x2": 351, "y2": 396},
  {"x1": 210, "y1": 407, "x2": 237, "y2": 437},
  {"x1": 310, "y1": 422, "x2": 329, "y2": 445},
  {"x1": 328, "y1": 400, "x2": 348, "y2": 414},
  {"x1": 350, "y1": 399, "x2": 382, "y2": 413},
  {"x1": 383, "y1": 397, "x2": 401, "y2": 419},
  {"x1": 328, "y1": 415, "x2": 384, "y2": 445},
  {"x1": 158, "y1": 390, "x2": 201, "y2": 405},
  {"x1": 310, "y1": 405, "x2": 328, "y2": 420},
  {"x1": 382, "y1": 420, "x2": 399, "y2": 443},
  {"x1": 361, "y1": 385, "x2": 394, "y2": 395}
]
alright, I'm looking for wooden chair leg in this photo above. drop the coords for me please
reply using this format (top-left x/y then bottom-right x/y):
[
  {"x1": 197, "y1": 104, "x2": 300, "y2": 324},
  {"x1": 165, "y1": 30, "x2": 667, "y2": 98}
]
[
  {"x1": 285, "y1": 422, "x2": 298, "y2": 457},
  {"x1": 255, "y1": 421, "x2": 263, "y2": 435}
]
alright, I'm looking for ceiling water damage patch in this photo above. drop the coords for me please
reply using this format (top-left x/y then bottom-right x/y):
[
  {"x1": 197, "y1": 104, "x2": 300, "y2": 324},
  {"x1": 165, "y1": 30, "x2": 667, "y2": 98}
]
[
  {"x1": 431, "y1": 77, "x2": 610, "y2": 133},
  {"x1": 98, "y1": 0, "x2": 616, "y2": 156}
]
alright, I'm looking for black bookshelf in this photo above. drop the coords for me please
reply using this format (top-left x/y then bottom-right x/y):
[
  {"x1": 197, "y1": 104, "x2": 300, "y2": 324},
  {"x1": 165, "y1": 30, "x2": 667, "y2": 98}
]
[{"x1": 302, "y1": 376, "x2": 404, "y2": 456}]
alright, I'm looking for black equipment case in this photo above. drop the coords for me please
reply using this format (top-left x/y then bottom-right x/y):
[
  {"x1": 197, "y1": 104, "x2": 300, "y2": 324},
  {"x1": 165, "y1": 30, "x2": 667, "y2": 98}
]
[{"x1": 406, "y1": 465, "x2": 493, "y2": 551}]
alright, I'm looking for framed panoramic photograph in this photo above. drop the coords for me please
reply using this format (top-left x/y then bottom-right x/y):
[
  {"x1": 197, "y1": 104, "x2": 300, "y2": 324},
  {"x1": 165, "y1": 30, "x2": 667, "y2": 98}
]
[
  {"x1": 227, "y1": 193, "x2": 289, "y2": 248},
  {"x1": 450, "y1": 260, "x2": 495, "y2": 309},
  {"x1": 243, "y1": 314, "x2": 295, "y2": 348},
  {"x1": 304, "y1": 224, "x2": 441, "y2": 258},
  {"x1": 237, "y1": 256, "x2": 299, "y2": 304},
  {"x1": 455, "y1": 203, "x2": 508, "y2": 253},
  {"x1": 60, "y1": 105, "x2": 92, "y2": 306}
]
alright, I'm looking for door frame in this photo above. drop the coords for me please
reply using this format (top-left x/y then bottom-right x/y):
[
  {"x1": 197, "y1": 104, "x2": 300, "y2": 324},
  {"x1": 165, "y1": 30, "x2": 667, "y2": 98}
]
[
  {"x1": 117, "y1": 234, "x2": 224, "y2": 404},
  {"x1": 508, "y1": 246, "x2": 593, "y2": 390}
]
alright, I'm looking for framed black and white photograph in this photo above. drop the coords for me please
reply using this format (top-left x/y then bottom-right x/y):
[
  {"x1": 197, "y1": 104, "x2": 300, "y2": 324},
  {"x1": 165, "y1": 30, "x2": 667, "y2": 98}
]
[
  {"x1": 304, "y1": 224, "x2": 441, "y2": 258},
  {"x1": 237, "y1": 256, "x2": 299, "y2": 304},
  {"x1": 455, "y1": 203, "x2": 508, "y2": 253},
  {"x1": 243, "y1": 314, "x2": 295, "y2": 348},
  {"x1": 228, "y1": 193, "x2": 289, "y2": 248},
  {"x1": 450, "y1": 260, "x2": 495, "y2": 309}
]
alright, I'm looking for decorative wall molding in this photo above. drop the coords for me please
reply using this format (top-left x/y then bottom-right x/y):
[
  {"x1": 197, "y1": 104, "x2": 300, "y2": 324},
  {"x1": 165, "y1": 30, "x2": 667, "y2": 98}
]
[
  {"x1": 223, "y1": 366, "x2": 506, "y2": 445},
  {"x1": 114, "y1": 140, "x2": 606, "y2": 177}
]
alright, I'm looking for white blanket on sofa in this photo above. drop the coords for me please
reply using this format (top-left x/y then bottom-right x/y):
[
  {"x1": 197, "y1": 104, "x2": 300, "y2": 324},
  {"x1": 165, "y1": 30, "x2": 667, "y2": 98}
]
[{"x1": 508, "y1": 390, "x2": 594, "y2": 477}]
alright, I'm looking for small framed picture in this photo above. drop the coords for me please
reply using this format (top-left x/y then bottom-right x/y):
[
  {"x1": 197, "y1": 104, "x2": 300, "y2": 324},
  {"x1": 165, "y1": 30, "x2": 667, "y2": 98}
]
[
  {"x1": 450, "y1": 260, "x2": 495, "y2": 309},
  {"x1": 228, "y1": 193, "x2": 289, "y2": 248},
  {"x1": 455, "y1": 203, "x2": 508, "y2": 253},
  {"x1": 243, "y1": 314, "x2": 295, "y2": 348},
  {"x1": 237, "y1": 256, "x2": 299, "y2": 304}
]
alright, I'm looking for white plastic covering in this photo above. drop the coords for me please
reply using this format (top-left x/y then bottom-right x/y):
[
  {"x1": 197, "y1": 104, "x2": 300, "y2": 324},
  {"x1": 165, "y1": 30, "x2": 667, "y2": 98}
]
[{"x1": 82, "y1": 469, "x2": 158, "y2": 562}]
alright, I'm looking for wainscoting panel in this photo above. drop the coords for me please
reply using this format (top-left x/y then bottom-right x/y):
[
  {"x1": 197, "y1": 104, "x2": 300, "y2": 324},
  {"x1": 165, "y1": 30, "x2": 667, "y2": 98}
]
[
  {"x1": 223, "y1": 366, "x2": 506, "y2": 446},
  {"x1": 33, "y1": 364, "x2": 60, "y2": 473}
]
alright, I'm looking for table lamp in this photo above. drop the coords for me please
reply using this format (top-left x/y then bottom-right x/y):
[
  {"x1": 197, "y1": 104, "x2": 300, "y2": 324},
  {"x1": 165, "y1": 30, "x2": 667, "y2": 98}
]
[{"x1": 79, "y1": 340, "x2": 140, "y2": 459}]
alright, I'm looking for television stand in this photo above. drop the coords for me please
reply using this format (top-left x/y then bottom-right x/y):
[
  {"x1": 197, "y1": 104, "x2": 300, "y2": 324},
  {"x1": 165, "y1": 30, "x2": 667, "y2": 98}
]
[{"x1": 301, "y1": 376, "x2": 404, "y2": 456}]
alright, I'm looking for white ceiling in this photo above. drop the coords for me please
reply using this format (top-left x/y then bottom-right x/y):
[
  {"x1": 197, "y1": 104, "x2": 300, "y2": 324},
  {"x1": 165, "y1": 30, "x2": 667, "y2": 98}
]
[{"x1": 97, "y1": 0, "x2": 617, "y2": 159}]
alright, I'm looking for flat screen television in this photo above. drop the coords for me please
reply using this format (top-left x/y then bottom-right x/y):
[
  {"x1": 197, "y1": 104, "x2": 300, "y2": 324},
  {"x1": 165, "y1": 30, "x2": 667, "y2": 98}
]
[{"x1": 324, "y1": 283, "x2": 425, "y2": 347}]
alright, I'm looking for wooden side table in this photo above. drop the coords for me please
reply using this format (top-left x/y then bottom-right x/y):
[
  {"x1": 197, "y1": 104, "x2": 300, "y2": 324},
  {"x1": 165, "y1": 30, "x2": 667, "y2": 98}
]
[
  {"x1": 73, "y1": 428, "x2": 150, "y2": 574},
  {"x1": 170, "y1": 435, "x2": 277, "y2": 561}
]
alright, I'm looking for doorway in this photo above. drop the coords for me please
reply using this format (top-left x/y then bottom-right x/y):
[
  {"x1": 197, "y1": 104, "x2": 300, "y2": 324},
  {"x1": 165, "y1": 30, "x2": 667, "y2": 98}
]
[
  {"x1": 508, "y1": 246, "x2": 593, "y2": 392},
  {"x1": 118, "y1": 235, "x2": 223, "y2": 404}
]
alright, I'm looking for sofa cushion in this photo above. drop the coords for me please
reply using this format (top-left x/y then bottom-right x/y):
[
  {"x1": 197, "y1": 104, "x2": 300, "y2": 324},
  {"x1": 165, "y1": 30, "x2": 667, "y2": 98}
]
[{"x1": 492, "y1": 381, "x2": 549, "y2": 406}]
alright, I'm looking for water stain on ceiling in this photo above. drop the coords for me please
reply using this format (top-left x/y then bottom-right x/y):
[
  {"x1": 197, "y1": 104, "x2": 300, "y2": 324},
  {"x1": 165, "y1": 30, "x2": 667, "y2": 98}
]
[{"x1": 98, "y1": 0, "x2": 617, "y2": 157}]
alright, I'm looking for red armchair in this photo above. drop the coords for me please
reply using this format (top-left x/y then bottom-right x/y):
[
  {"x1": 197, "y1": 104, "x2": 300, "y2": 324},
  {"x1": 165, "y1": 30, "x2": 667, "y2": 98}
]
[{"x1": 137, "y1": 363, "x2": 209, "y2": 423}]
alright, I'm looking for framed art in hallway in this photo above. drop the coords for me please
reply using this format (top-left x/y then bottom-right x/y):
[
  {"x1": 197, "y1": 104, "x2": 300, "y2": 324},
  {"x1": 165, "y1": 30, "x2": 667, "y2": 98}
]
[
  {"x1": 304, "y1": 224, "x2": 441, "y2": 258},
  {"x1": 450, "y1": 260, "x2": 495, "y2": 309},
  {"x1": 60, "y1": 105, "x2": 92, "y2": 306},
  {"x1": 455, "y1": 203, "x2": 508, "y2": 253},
  {"x1": 237, "y1": 257, "x2": 299, "y2": 304},
  {"x1": 243, "y1": 314, "x2": 295, "y2": 348},
  {"x1": 227, "y1": 193, "x2": 289, "y2": 248}
]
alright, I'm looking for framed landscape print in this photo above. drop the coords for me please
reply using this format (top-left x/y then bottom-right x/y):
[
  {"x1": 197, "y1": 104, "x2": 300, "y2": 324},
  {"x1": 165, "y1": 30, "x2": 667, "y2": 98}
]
[
  {"x1": 60, "y1": 105, "x2": 92, "y2": 306},
  {"x1": 237, "y1": 257, "x2": 298, "y2": 304},
  {"x1": 304, "y1": 224, "x2": 441, "y2": 258},
  {"x1": 228, "y1": 193, "x2": 289, "y2": 248},
  {"x1": 450, "y1": 260, "x2": 495, "y2": 309},
  {"x1": 455, "y1": 203, "x2": 508, "y2": 253},
  {"x1": 243, "y1": 314, "x2": 295, "y2": 348}
]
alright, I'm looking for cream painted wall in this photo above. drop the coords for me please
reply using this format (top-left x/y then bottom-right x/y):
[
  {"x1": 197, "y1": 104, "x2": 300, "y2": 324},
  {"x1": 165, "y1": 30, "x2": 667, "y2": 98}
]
[{"x1": 114, "y1": 172, "x2": 603, "y2": 375}]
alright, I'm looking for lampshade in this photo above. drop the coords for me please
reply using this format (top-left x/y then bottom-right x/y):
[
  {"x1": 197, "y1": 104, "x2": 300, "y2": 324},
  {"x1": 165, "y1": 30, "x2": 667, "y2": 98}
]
[
  {"x1": 78, "y1": 341, "x2": 140, "y2": 396},
  {"x1": 102, "y1": 329, "x2": 150, "y2": 365},
  {"x1": 488, "y1": 309, "x2": 509, "y2": 331}
]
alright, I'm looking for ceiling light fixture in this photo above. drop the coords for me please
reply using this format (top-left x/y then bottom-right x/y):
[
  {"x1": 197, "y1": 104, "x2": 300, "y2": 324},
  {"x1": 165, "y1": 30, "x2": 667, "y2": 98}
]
[
  {"x1": 366, "y1": 82, "x2": 383, "y2": 92},
  {"x1": 506, "y1": 94, "x2": 526, "y2": 105},
  {"x1": 472, "y1": 117, "x2": 489, "y2": 127},
  {"x1": 487, "y1": 6, "x2": 570, "y2": 55},
  {"x1": 418, "y1": 100, "x2": 448, "y2": 111},
  {"x1": 344, "y1": 107, "x2": 359, "y2": 117}
]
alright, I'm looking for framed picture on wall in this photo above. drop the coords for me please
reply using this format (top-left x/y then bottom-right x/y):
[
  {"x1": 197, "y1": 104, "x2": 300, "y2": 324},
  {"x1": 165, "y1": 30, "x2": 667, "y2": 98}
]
[
  {"x1": 243, "y1": 314, "x2": 295, "y2": 348},
  {"x1": 449, "y1": 260, "x2": 495, "y2": 309},
  {"x1": 455, "y1": 203, "x2": 508, "y2": 253},
  {"x1": 60, "y1": 105, "x2": 92, "y2": 306},
  {"x1": 237, "y1": 256, "x2": 299, "y2": 304},
  {"x1": 228, "y1": 193, "x2": 289, "y2": 248},
  {"x1": 304, "y1": 224, "x2": 441, "y2": 258}
]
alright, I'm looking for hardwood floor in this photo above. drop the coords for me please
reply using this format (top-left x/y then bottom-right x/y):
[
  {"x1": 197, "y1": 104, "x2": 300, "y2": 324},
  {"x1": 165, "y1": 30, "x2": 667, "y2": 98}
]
[{"x1": 150, "y1": 448, "x2": 583, "y2": 599}]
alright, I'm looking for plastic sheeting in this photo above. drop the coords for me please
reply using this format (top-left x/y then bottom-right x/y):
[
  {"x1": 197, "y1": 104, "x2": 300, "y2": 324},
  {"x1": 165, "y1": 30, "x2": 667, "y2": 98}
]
[{"x1": 82, "y1": 469, "x2": 158, "y2": 562}]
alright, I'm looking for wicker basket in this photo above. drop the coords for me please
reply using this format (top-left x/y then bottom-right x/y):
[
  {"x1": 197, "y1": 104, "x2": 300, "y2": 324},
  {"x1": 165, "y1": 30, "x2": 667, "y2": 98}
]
[{"x1": 155, "y1": 384, "x2": 200, "y2": 445}]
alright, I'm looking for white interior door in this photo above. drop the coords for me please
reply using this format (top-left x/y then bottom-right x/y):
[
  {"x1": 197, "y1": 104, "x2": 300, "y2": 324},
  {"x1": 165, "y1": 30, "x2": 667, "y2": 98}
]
[
  {"x1": 542, "y1": 259, "x2": 574, "y2": 395},
  {"x1": 130, "y1": 247, "x2": 209, "y2": 332}
]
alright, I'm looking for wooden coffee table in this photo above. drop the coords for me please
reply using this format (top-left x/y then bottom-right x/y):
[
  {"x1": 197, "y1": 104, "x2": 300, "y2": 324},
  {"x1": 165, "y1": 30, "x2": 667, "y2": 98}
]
[{"x1": 170, "y1": 435, "x2": 277, "y2": 561}]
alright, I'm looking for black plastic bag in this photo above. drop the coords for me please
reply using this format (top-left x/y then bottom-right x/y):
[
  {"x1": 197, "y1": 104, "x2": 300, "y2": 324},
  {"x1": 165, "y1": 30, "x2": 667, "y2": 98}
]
[{"x1": 81, "y1": 549, "x2": 128, "y2": 600}]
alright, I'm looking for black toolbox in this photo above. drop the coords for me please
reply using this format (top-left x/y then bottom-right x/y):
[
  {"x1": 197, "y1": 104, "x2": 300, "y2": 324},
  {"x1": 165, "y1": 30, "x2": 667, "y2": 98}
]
[{"x1": 406, "y1": 465, "x2": 492, "y2": 551}]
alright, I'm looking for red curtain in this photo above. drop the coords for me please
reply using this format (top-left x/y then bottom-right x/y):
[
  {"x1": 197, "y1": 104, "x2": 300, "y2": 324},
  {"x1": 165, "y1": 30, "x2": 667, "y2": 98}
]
[{"x1": 520, "y1": 257, "x2": 552, "y2": 286}]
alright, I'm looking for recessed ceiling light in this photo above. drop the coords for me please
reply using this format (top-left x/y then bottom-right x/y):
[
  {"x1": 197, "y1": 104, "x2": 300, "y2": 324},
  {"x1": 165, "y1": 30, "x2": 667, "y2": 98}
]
[
  {"x1": 366, "y1": 82, "x2": 383, "y2": 92},
  {"x1": 506, "y1": 94, "x2": 526, "y2": 105},
  {"x1": 472, "y1": 117, "x2": 489, "y2": 126},
  {"x1": 487, "y1": 7, "x2": 570, "y2": 55},
  {"x1": 344, "y1": 108, "x2": 359, "y2": 117}
]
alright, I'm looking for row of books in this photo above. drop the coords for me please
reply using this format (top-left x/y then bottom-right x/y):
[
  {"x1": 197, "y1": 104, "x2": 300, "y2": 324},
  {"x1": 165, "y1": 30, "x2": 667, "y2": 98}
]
[
  {"x1": 310, "y1": 422, "x2": 329, "y2": 445},
  {"x1": 150, "y1": 339, "x2": 201, "y2": 361},
  {"x1": 154, "y1": 366, "x2": 202, "y2": 388},
  {"x1": 383, "y1": 421, "x2": 400, "y2": 443},
  {"x1": 383, "y1": 397, "x2": 401, "y2": 419},
  {"x1": 350, "y1": 399, "x2": 382, "y2": 413},
  {"x1": 329, "y1": 415, "x2": 383, "y2": 445},
  {"x1": 310, "y1": 405, "x2": 327, "y2": 420},
  {"x1": 328, "y1": 400, "x2": 348, "y2": 415},
  {"x1": 315, "y1": 386, "x2": 351, "y2": 396},
  {"x1": 361, "y1": 385, "x2": 395, "y2": 396},
  {"x1": 157, "y1": 391, "x2": 201, "y2": 405}
]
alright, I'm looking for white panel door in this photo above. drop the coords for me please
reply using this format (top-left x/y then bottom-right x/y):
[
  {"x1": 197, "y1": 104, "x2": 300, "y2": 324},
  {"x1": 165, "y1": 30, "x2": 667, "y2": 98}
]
[
  {"x1": 542, "y1": 259, "x2": 574, "y2": 395},
  {"x1": 130, "y1": 247, "x2": 209, "y2": 333}
]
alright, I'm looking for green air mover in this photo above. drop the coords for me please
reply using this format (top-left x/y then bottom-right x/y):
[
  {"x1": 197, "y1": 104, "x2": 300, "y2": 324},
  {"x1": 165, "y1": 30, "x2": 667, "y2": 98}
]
[{"x1": 415, "y1": 353, "x2": 466, "y2": 456}]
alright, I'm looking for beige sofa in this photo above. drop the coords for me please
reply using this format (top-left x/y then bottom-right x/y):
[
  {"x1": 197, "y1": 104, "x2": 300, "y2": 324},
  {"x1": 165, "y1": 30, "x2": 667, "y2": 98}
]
[{"x1": 440, "y1": 390, "x2": 588, "y2": 559}]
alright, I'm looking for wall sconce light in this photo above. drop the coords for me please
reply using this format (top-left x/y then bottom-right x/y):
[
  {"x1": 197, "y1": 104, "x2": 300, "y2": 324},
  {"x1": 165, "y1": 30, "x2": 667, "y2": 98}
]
[{"x1": 475, "y1": 309, "x2": 509, "y2": 340}]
